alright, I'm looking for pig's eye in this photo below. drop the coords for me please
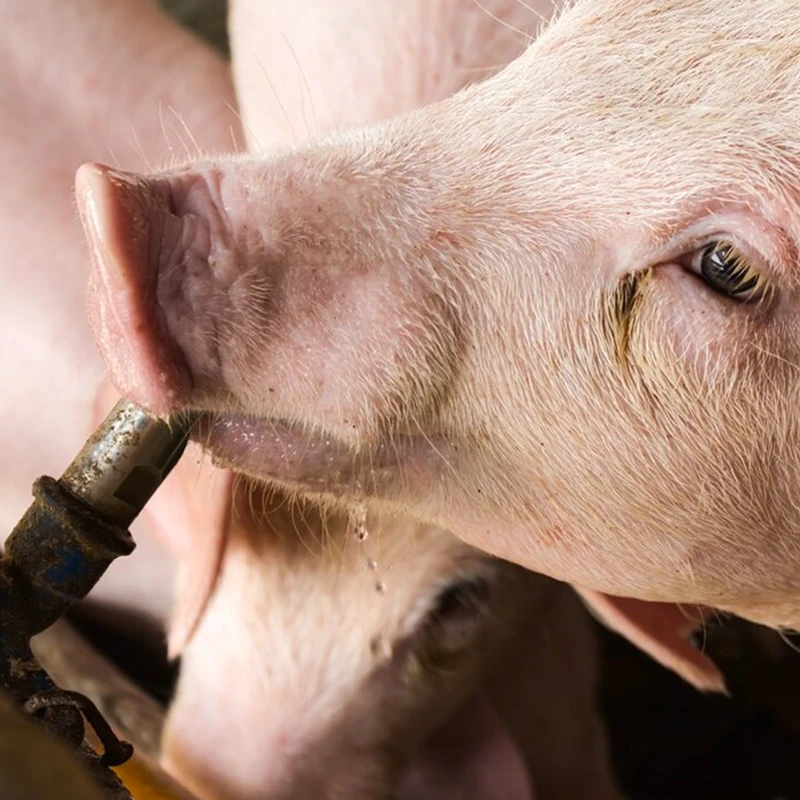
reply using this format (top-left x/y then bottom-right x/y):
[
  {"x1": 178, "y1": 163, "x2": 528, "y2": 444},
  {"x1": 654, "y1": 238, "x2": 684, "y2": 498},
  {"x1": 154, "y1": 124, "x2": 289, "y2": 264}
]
[
  {"x1": 688, "y1": 241, "x2": 769, "y2": 302},
  {"x1": 406, "y1": 576, "x2": 494, "y2": 676},
  {"x1": 428, "y1": 577, "x2": 491, "y2": 626},
  {"x1": 418, "y1": 577, "x2": 492, "y2": 660}
]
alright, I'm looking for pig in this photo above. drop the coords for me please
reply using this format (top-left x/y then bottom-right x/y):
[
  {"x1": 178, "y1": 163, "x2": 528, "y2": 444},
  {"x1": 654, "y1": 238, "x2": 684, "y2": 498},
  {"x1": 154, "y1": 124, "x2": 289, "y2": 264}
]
[
  {"x1": 161, "y1": 484, "x2": 624, "y2": 800},
  {"x1": 77, "y1": 0, "x2": 793, "y2": 693}
]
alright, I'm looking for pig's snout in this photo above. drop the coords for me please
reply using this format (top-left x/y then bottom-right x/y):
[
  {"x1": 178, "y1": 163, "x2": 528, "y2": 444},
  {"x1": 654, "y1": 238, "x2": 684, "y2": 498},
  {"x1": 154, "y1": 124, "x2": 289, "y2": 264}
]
[
  {"x1": 77, "y1": 147, "x2": 468, "y2": 499},
  {"x1": 77, "y1": 163, "x2": 212, "y2": 413}
]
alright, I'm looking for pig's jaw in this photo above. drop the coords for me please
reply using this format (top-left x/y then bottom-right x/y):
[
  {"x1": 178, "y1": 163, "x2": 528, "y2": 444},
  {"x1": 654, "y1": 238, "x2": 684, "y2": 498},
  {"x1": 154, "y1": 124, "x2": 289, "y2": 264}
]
[{"x1": 194, "y1": 413, "x2": 460, "y2": 502}]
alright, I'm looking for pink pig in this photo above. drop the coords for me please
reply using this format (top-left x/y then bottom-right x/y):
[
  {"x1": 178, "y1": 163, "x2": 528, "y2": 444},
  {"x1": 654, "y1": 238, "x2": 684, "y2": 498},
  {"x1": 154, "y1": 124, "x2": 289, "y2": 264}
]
[
  {"x1": 161, "y1": 488, "x2": 623, "y2": 799},
  {"x1": 80, "y1": 0, "x2": 790, "y2": 691}
]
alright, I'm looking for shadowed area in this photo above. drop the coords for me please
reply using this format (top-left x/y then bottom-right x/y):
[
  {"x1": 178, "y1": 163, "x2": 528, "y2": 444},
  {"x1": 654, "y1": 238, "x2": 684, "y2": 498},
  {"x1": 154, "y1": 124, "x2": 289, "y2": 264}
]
[
  {"x1": 68, "y1": 599, "x2": 800, "y2": 800},
  {"x1": 598, "y1": 616, "x2": 800, "y2": 800}
]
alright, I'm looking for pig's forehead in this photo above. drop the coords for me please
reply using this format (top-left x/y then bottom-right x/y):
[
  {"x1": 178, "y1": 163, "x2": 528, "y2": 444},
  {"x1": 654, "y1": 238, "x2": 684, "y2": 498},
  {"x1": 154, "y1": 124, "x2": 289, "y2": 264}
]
[
  {"x1": 452, "y1": 2, "x2": 800, "y2": 221},
  {"x1": 530, "y1": 1, "x2": 800, "y2": 116},
  {"x1": 547, "y1": 0, "x2": 800, "y2": 60}
]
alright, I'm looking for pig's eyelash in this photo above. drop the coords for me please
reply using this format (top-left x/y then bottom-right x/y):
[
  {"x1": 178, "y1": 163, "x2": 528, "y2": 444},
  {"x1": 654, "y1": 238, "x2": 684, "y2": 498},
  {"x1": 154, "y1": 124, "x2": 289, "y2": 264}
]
[
  {"x1": 678, "y1": 239, "x2": 774, "y2": 304},
  {"x1": 603, "y1": 270, "x2": 650, "y2": 369}
]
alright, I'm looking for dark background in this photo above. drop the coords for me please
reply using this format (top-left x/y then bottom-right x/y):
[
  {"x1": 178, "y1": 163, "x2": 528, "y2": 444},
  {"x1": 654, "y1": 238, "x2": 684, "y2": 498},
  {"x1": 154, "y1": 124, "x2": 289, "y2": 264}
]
[{"x1": 598, "y1": 617, "x2": 800, "y2": 799}]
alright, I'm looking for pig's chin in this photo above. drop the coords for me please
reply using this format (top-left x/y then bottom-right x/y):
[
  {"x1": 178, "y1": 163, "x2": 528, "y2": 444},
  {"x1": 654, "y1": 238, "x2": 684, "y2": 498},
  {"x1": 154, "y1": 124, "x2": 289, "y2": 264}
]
[{"x1": 192, "y1": 413, "x2": 447, "y2": 499}]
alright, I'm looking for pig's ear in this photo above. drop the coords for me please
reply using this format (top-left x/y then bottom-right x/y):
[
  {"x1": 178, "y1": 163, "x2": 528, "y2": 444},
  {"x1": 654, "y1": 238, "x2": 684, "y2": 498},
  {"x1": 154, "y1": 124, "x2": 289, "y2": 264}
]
[
  {"x1": 92, "y1": 383, "x2": 233, "y2": 658},
  {"x1": 574, "y1": 588, "x2": 727, "y2": 694},
  {"x1": 152, "y1": 450, "x2": 233, "y2": 658}
]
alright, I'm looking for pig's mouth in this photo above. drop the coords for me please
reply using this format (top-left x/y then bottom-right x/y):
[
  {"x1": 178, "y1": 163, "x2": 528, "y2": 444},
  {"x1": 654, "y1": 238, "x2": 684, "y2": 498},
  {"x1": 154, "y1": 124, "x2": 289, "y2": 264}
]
[
  {"x1": 193, "y1": 413, "x2": 384, "y2": 495},
  {"x1": 190, "y1": 413, "x2": 456, "y2": 500}
]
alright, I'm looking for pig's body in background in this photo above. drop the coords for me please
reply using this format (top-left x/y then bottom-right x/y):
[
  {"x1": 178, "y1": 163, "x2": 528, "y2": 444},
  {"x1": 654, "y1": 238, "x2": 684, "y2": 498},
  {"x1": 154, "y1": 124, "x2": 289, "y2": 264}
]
[
  {"x1": 163, "y1": 489, "x2": 622, "y2": 800},
  {"x1": 227, "y1": 0, "x2": 552, "y2": 148}
]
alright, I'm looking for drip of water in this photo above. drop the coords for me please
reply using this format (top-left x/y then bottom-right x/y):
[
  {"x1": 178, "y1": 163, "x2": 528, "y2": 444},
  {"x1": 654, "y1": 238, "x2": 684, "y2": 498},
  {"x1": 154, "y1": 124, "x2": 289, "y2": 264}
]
[
  {"x1": 369, "y1": 635, "x2": 393, "y2": 661},
  {"x1": 350, "y1": 498, "x2": 369, "y2": 542},
  {"x1": 349, "y1": 497, "x2": 387, "y2": 595}
]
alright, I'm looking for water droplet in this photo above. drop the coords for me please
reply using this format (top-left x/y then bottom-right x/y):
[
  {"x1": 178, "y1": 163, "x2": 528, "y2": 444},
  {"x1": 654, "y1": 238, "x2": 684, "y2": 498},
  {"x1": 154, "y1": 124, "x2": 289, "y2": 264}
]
[
  {"x1": 369, "y1": 635, "x2": 393, "y2": 661},
  {"x1": 375, "y1": 580, "x2": 387, "y2": 595},
  {"x1": 366, "y1": 557, "x2": 378, "y2": 571},
  {"x1": 350, "y1": 500, "x2": 370, "y2": 542}
]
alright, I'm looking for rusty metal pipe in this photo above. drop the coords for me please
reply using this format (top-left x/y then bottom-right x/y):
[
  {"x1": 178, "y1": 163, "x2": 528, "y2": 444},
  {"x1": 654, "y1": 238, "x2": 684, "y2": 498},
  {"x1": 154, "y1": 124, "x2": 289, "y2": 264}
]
[
  {"x1": 60, "y1": 400, "x2": 194, "y2": 530},
  {"x1": 0, "y1": 400, "x2": 193, "y2": 797}
]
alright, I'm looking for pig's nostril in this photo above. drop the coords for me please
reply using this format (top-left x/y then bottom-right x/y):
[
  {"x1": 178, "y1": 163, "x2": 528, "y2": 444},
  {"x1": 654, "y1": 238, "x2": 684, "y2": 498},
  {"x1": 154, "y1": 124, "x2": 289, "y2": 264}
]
[{"x1": 76, "y1": 162, "x2": 195, "y2": 414}]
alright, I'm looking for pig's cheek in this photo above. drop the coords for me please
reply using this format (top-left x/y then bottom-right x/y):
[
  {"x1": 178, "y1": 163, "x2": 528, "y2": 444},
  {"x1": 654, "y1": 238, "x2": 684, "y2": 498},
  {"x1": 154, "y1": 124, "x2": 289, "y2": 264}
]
[{"x1": 647, "y1": 262, "x2": 756, "y2": 379}]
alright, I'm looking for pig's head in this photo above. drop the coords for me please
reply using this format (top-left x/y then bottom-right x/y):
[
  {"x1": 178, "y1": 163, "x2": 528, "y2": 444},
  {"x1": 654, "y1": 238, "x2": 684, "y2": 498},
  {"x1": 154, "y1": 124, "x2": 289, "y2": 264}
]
[
  {"x1": 78, "y1": 0, "x2": 800, "y2": 649},
  {"x1": 161, "y1": 489, "x2": 544, "y2": 800}
]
